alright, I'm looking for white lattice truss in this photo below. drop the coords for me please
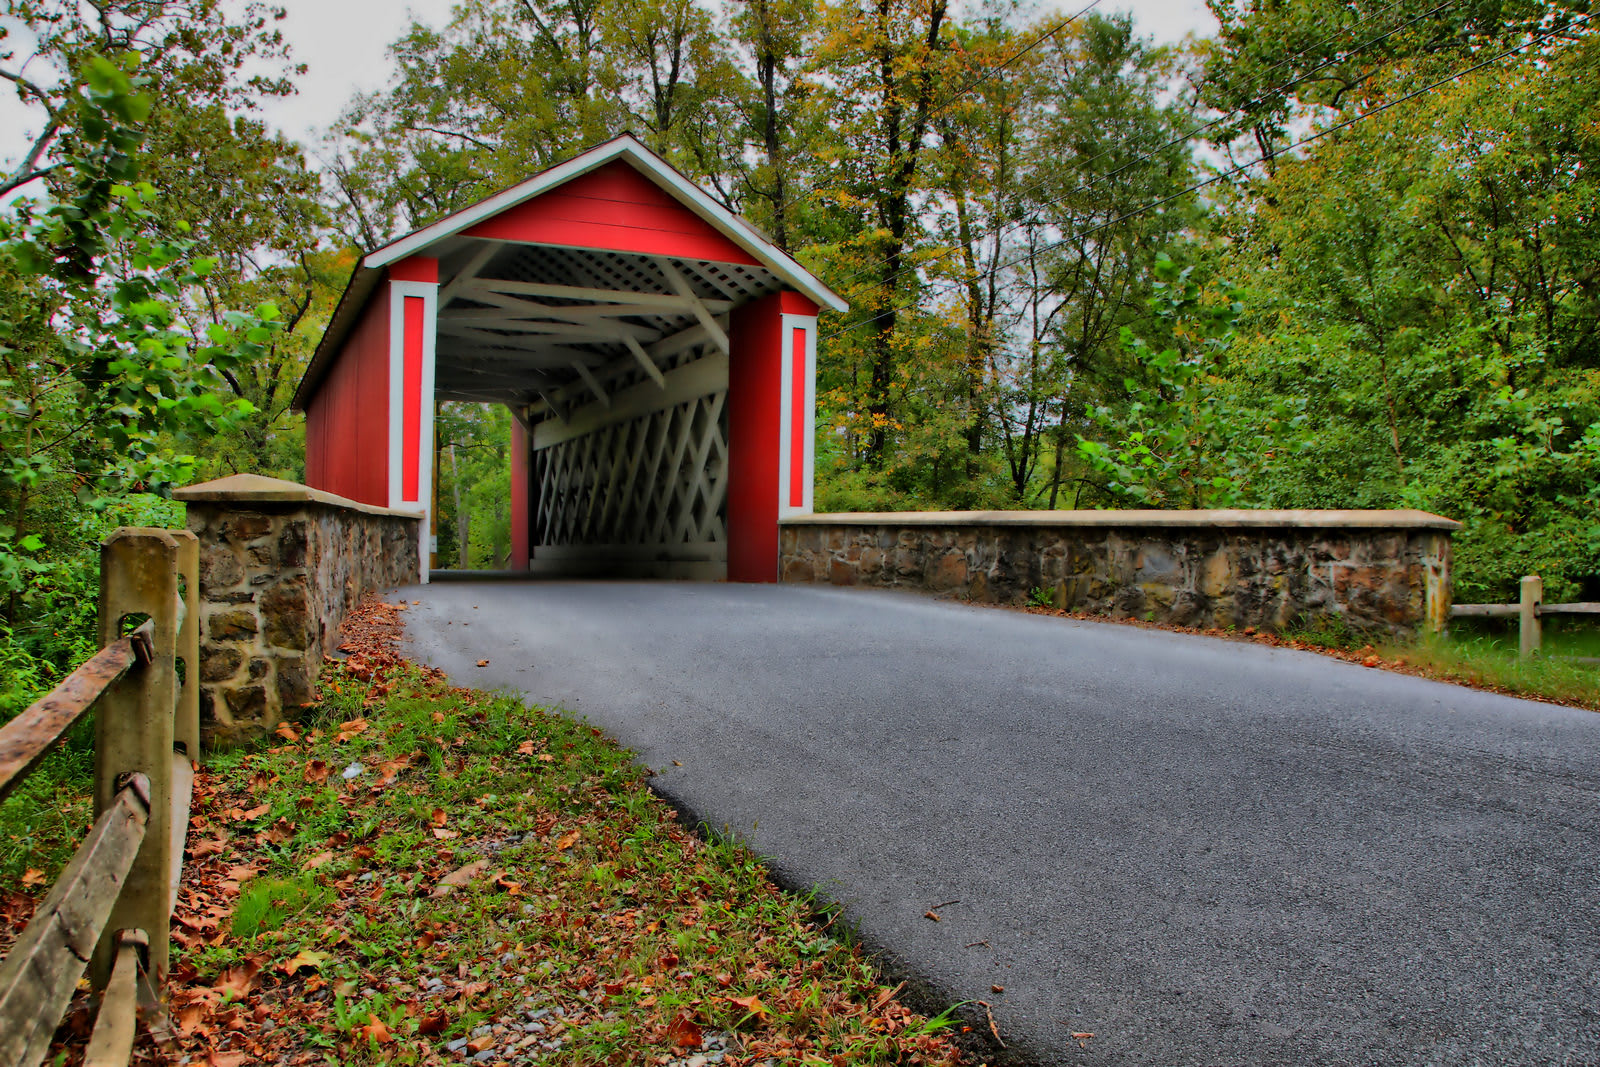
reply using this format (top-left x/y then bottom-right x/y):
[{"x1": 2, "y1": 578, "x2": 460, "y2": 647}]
[
  {"x1": 534, "y1": 357, "x2": 728, "y2": 563},
  {"x1": 424, "y1": 239, "x2": 765, "y2": 575}
]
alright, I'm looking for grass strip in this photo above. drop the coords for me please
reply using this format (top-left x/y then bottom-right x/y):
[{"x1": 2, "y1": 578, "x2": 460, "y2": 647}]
[
  {"x1": 1018, "y1": 606, "x2": 1598, "y2": 712},
  {"x1": 37, "y1": 657, "x2": 968, "y2": 1066}
]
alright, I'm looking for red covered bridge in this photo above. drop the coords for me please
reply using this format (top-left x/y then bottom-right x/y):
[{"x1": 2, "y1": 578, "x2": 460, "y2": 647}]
[{"x1": 291, "y1": 135, "x2": 846, "y2": 583}]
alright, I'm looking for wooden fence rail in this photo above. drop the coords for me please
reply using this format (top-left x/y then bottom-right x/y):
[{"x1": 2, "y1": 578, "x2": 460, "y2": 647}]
[
  {"x1": 0, "y1": 528, "x2": 198, "y2": 1067},
  {"x1": 1450, "y1": 574, "x2": 1600, "y2": 661}
]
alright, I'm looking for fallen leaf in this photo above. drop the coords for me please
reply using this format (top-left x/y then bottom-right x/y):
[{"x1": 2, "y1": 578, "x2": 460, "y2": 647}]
[
  {"x1": 355, "y1": 1014, "x2": 395, "y2": 1044},
  {"x1": 516, "y1": 740, "x2": 537, "y2": 756},
  {"x1": 430, "y1": 808, "x2": 448, "y2": 827},
  {"x1": 494, "y1": 872, "x2": 523, "y2": 895},
  {"x1": 280, "y1": 950, "x2": 331, "y2": 976},
  {"x1": 305, "y1": 851, "x2": 334, "y2": 870},
  {"x1": 207, "y1": 1052, "x2": 252, "y2": 1067},
  {"x1": 1072, "y1": 1032, "x2": 1096, "y2": 1048},
  {"x1": 418, "y1": 1010, "x2": 449, "y2": 1036},
  {"x1": 725, "y1": 993, "x2": 768, "y2": 1018},
  {"x1": 20, "y1": 869, "x2": 44, "y2": 888},
  {"x1": 237, "y1": 804, "x2": 269, "y2": 821},
  {"x1": 432, "y1": 860, "x2": 489, "y2": 896},
  {"x1": 335, "y1": 718, "x2": 369, "y2": 743},
  {"x1": 476, "y1": 659, "x2": 490, "y2": 667},
  {"x1": 273, "y1": 722, "x2": 300, "y2": 742},
  {"x1": 555, "y1": 829, "x2": 581, "y2": 851},
  {"x1": 303, "y1": 760, "x2": 330, "y2": 784},
  {"x1": 666, "y1": 1011, "x2": 703, "y2": 1049},
  {"x1": 431, "y1": 828, "x2": 459, "y2": 840},
  {"x1": 216, "y1": 960, "x2": 260, "y2": 999},
  {"x1": 924, "y1": 910, "x2": 941, "y2": 922}
]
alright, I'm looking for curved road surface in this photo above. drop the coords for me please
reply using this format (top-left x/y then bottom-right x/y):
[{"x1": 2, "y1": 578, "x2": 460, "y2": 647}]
[{"x1": 400, "y1": 580, "x2": 1600, "y2": 1066}]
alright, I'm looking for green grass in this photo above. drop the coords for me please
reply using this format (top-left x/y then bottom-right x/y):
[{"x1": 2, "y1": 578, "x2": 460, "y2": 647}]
[
  {"x1": 143, "y1": 663, "x2": 968, "y2": 1066},
  {"x1": 0, "y1": 723, "x2": 95, "y2": 886},
  {"x1": 1385, "y1": 618, "x2": 1600, "y2": 711}
]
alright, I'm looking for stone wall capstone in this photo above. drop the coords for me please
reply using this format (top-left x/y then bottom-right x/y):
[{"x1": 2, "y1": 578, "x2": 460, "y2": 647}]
[
  {"x1": 175, "y1": 474, "x2": 421, "y2": 746},
  {"x1": 780, "y1": 510, "x2": 1458, "y2": 637}
]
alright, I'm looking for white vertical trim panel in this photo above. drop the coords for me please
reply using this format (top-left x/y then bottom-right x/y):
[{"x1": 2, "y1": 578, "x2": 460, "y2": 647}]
[
  {"x1": 779, "y1": 313, "x2": 818, "y2": 517},
  {"x1": 388, "y1": 279, "x2": 439, "y2": 583}
]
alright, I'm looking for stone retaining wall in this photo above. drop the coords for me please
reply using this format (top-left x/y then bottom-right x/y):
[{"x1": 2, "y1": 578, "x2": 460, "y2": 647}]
[
  {"x1": 175, "y1": 474, "x2": 421, "y2": 746},
  {"x1": 780, "y1": 510, "x2": 1458, "y2": 637}
]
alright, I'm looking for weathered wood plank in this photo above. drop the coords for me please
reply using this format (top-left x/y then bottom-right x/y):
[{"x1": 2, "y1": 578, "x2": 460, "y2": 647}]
[
  {"x1": 1449, "y1": 604, "x2": 1520, "y2": 618},
  {"x1": 1450, "y1": 602, "x2": 1600, "y2": 617},
  {"x1": 83, "y1": 937, "x2": 142, "y2": 1067},
  {"x1": 0, "y1": 637, "x2": 138, "y2": 805},
  {"x1": 0, "y1": 778, "x2": 149, "y2": 1067},
  {"x1": 169, "y1": 752, "x2": 194, "y2": 918},
  {"x1": 1545, "y1": 602, "x2": 1600, "y2": 615}
]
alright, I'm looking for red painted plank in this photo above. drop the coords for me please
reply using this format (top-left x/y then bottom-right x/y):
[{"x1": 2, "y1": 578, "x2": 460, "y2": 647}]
[
  {"x1": 790, "y1": 326, "x2": 806, "y2": 509},
  {"x1": 390, "y1": 256, "x2": 438, "y2": 283},
  {"x1": 779, "y1": 291, "x2": 819, "y2": 316},
  {"x1": 402, "y1": 296, "x2": 424, "y2": 503},
  {"x1": 728, "y1": 293, "x2": 784, "y2": 582},
  {"x1": 305, "y1": 289, "x2": 389, "y2": 506},
  {"x1": 462, "y1": 161, "x2": 757, "y2": 264},
  {"x1": 511, "y1": 417, "x2": 530, "y2": 571}
]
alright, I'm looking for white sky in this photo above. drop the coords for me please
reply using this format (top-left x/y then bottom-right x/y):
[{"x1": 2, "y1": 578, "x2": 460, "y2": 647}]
[{"x1": 3, "y1": 0, "x2": 1219, "y2": 170}]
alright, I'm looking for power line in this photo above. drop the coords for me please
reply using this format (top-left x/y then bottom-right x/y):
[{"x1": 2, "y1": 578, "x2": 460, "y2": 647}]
[
  {"x1": 819, "y1": 10, "x2": 1596, "y2": 343},
  {"x1": 822, "y1": 0, "x2": 1451, "y2": 299}
]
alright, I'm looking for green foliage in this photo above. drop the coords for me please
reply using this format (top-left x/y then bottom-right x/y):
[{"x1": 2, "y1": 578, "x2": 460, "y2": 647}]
[
  {"x1": 1075, "y1": 255, "x2": 1261, "y2": 507},
  {"x1": 0, "y1": 53, "x2": 271, "y2": 630},
  {"x1": 1211, "y1": 29, "x2": 1600, "y2": 601},
  {"x1": 435, "y1": 404, "x2": 513, "y2": 569}
]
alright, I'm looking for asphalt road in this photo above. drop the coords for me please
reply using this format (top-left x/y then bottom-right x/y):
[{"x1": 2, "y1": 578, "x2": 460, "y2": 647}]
[{"x1": 399, "y1": 579, "x2": 1600, "y2": 1066}]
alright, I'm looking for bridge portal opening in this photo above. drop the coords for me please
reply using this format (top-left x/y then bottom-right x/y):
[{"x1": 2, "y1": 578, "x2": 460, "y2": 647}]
[{"x1": 292, "y1": 136, "x2": 845, "y2": 584}]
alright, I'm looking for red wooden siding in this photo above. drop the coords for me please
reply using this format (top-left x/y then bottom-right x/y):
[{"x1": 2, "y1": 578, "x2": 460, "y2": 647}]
[
  {"x1": 779, "y1": 291, "x2": 819, "y2": 317},
  {"x1": 462, "y1": 161, "x2": 758, "y2": 265},
  {"x1": 390, "y1": 255, "x2": 438, "y2": 283},
  {"x1": 728, "y1": 293, "x2": 785, "y2": 582},
  {"x1": 304, "y1": 287, "x2": 390, "y2": 506},
  {"x1": 511, "y1": 417, "x2": 531, "y2": 571}
]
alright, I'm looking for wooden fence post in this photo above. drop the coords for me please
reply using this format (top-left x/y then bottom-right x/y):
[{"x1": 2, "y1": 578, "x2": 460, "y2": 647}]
[
  {"x1": 1519, "y1": 574, "x2": 1543, "y2": 660},
  {"x1": 172, "y1": 529, "x2": 200, "y2": 760},
  {"x1": 94, "y1": 529, "x2": 179, "y2": 990}
]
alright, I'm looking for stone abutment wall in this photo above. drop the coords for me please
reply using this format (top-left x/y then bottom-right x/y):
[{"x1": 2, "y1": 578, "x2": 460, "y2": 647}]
[
  {"x1": 175, "y1": 475, "x2": 421, "y2": 746},
  {"x1": 780, "y1": 510, "x2": 1458, "y2": 637}
]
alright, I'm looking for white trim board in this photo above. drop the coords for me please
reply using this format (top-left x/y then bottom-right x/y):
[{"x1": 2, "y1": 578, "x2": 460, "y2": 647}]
[
  {"x1": 779, "y1": 314, "x2": 818, "y2": 517},
  {"x1": 387, "y1": 279, "x2": 439, "y2": 583}
]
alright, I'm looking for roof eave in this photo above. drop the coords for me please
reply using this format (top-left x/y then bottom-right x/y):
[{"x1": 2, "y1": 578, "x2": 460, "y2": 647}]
[{"x1": 362, "y1": 135, "x2": 848, "y2": 314}]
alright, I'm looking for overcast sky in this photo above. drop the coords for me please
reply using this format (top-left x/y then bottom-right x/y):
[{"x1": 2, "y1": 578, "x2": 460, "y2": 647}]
[{"x1": 3, "y1": 0, "x2": 1219, "y2": 172}]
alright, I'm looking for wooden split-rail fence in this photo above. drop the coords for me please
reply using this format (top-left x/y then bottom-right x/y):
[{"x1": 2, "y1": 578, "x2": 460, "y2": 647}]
[
  {"x1": 1451, "y1": 574, "x2": 1600, "y2": 661},
  {"x1": 0, "y1": 528, "x2": 199, "y2": 1067}
]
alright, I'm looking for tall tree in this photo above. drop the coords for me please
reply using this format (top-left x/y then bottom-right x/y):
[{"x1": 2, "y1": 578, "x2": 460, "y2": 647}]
[{"x1": 811, "y1": 0, "x2": 951, "y2": 464}]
